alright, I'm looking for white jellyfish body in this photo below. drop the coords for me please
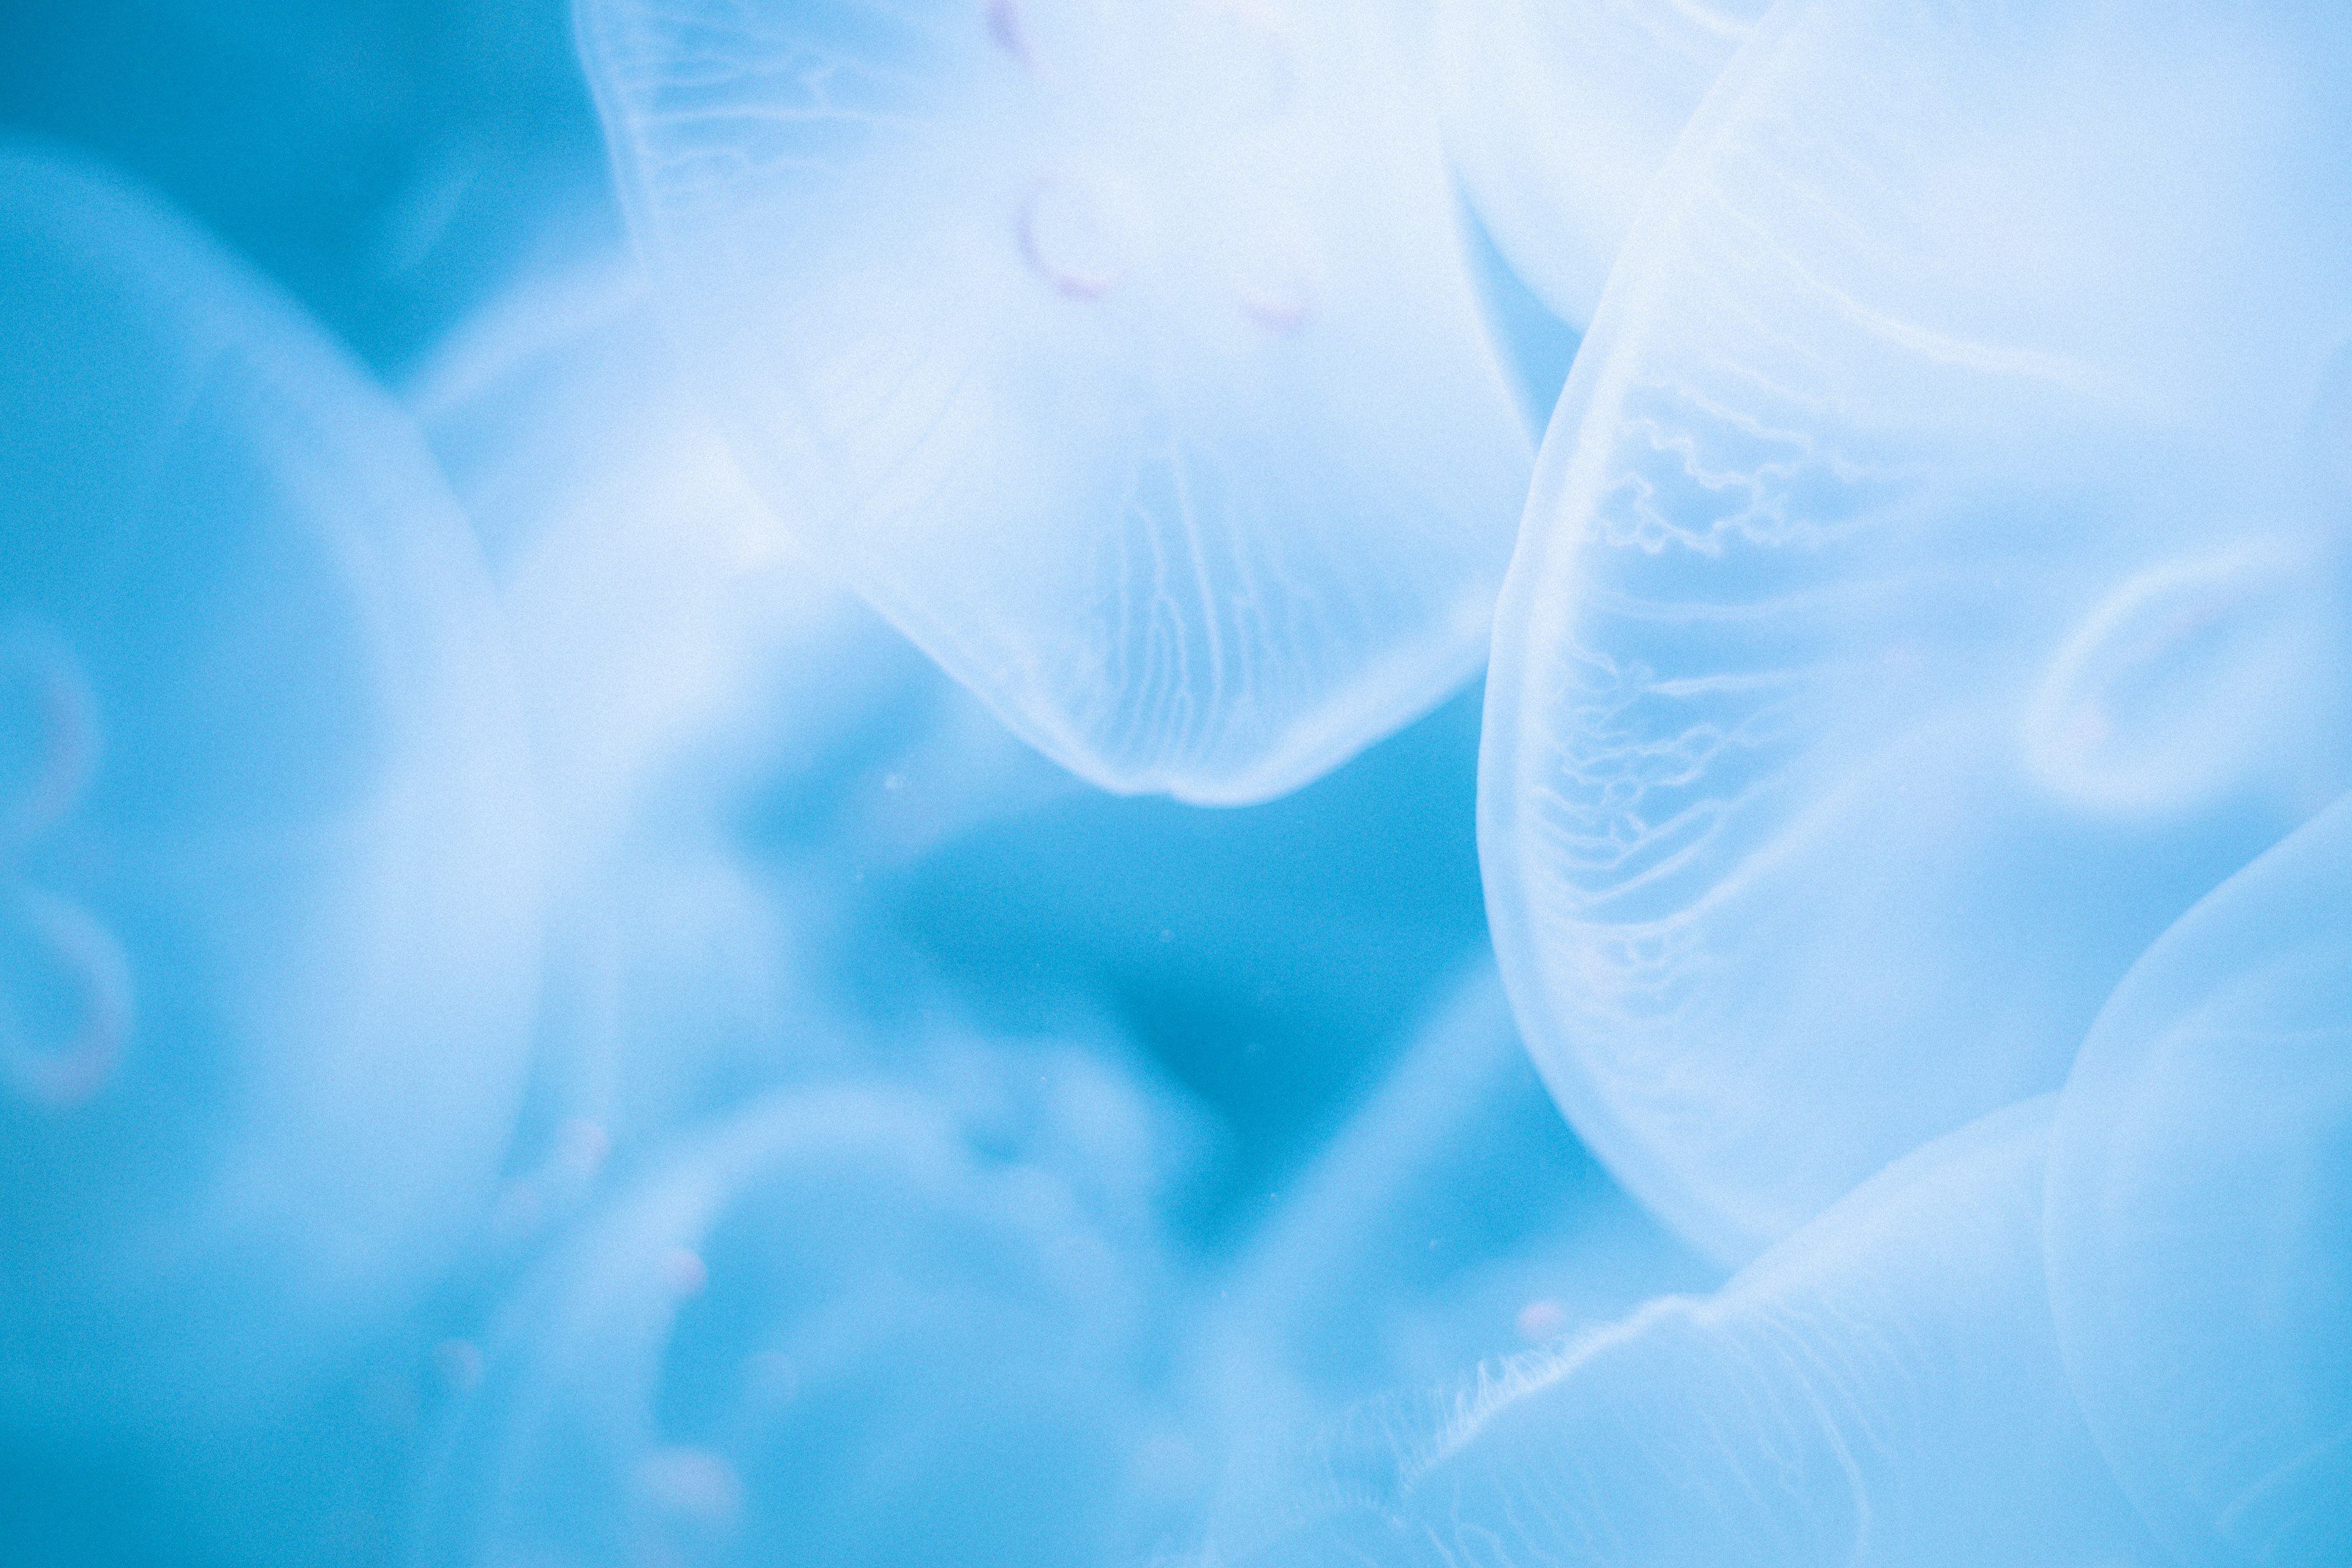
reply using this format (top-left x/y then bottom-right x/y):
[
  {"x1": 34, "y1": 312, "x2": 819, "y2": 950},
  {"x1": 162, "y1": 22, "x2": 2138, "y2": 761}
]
[
  {"x1": 576, "y1": 0, "x2": 1532, "y2": 803},
  {"x1": 1480, "y1": 0, "x2": 2352, "y2": 1262},
  {"x1": 0, "y1": 141, "x2": 539, "y2": 1435},
  {"x1": 1226, "y1": 1099, "x2": 2163, "y2": 1567},
  {"x1": 415, "y1": 1072, "x2": 1191, "y2": 1568},
  {"x1": 2048, "y1": 790, "x2": 2352, "y2": 1566},
  {"x1": 1438, "y1": 0, "x2": 1765, "y2": 331}
]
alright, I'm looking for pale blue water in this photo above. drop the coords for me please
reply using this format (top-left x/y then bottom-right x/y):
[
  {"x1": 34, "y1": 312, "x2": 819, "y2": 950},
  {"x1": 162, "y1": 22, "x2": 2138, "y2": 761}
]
[{"x1": 1, "y1": 3, "x2": 2344, "y2": 1565}]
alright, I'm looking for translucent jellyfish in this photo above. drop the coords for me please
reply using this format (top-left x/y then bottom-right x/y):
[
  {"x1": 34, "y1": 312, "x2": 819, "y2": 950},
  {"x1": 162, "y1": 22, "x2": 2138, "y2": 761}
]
[
  {"x1": 1220, "y1": 1099, "x2": 2164, "y2": 1567},
  {"x1": 0, "y1": 141, "x2": 538, "y2": 1435},
  {"x1": 2047, "y1": 789, "x2": 2352, "y2": 1566},
  {"x1": 1480, "y1": 0, "x2": 2352, "y2": 1261},
  {"x1": 408, "y1": 244, "x2": 1078, "y2": 1167},
  {"x1": 410, "y1": 249, "x2": 905, "y2": 884},
  {"x1": 1191, "y1": 962, "x2": 1712, "y2": 1455},
  {"x1": 417, "y1": 1069, "x2": 1197, "y2": 1568},
  {"x1": 576, "y1": 0, "x2": 1532, "y2": 803},
  {"x1": 412, "y1": 241, "x2": 1078, "y2": 881},
  {"x1": 1438, "y1": 0, "x2": 1765, "y2": 331}
]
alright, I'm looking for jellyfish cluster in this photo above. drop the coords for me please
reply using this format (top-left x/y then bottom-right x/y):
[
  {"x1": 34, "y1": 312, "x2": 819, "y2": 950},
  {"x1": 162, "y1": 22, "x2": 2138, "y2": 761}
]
[{"x1": 1, "y1": 1, "x2": 2345, "y2": 1564}]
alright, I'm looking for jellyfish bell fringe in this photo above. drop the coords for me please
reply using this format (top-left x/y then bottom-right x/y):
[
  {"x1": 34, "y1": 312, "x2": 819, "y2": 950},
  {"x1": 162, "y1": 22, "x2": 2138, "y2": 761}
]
[
  {"x1": 576, "y1": 0, "x2": 1533, "y2": 804},
  {"x1": 1478, "y1": 0, "x2": 2352, "y2": 1264},
  {"x1": 1213, "y1": 1099, "x2": 2166, "y2": 1568}
]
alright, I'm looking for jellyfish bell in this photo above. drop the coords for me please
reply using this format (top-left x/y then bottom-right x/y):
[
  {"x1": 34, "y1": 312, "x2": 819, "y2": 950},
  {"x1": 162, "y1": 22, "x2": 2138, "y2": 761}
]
[
  {"x1": 417, "y1": 1071, "x2": 1191, "y2": 1568},
  {"x1": 1479, "y1": 0, "x2": 2352, "y2": 1262},
  {"x1": 576, "y1": 0, "x2": 1532, "y2": 804},
  {"x1": 2048, "y1": 788, "x2": 2352, "y2": 1567},
  {"x1": 1189, "y1": 960, "x2": 1711, "y2": 1459},
  {"x1": 1186, "y1": 962, "x2": 1715, "y2": 1559},
  {"x1": 410, "y1": 246, "x2": 865, "y2": 1180},
  {"x1": 407, "y1": 243, "x2": 1077, "y2": 1165},
  {"x1": 1437, "y1": 0, "x2": 1766, "y2": 332},
  {"x1": 409, "y1": 243, "x2": 1061, "y2": 886},
  {"x1": 0, "y1": 140, "x2": 538, "y2": 1436},
  {"x1": 1223, "y1": 1099, "x2": 2165, "y2": 1567},
  {"x1": 410, "y1": 253, "x2": 889, "y2": 870}
]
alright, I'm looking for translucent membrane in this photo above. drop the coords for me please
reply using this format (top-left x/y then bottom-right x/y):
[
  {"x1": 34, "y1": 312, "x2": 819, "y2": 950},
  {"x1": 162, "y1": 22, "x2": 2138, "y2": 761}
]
[
  {"x1": 1480, "y1": 0, "x2": 2352, "y2": 1261},
  {"x1": 1438, "y1": 0, "x2": 1765, "y2": 330},
  {"x1": 410, "y1": 254, "x2": 884, "y2": 1158},
  {"x1": 417, "y1": 1075, "x2": 1188, "y2": 1568},
  {"x1": 0, "y1": 141, "x2": 538, "y2": 1433},
  {"x1": 410, "y1": 253, "x2": 901, "y2": 880},
  {"x1": 576, "y1": 0, "x2": 1532, "y2": 803},
  {"x1": 407, "y1": 251, "x2": 1084, "y2": 1159},
  {"x1": 413, "y1": 246, "x2": 1073, "y2": 872},
  {"x1": 1193, "y1": 962, "x2": 1714, "y2": 1556},
  {"x1": 1229, "y1": 1099, "x2": 2162, "y2": 1567},
  {"x1": 1194, "y1": 963, "x2": 1711, "y2": 1446},
  {"x1": 2048, "y1": 790, "x2": 2352, "y2": 1567}
]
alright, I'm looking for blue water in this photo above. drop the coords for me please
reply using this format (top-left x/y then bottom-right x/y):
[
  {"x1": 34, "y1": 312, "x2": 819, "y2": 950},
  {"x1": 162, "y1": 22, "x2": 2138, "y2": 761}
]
[{"x1": 1, "y1": 3, "x2": 2345, "y2": 1564}]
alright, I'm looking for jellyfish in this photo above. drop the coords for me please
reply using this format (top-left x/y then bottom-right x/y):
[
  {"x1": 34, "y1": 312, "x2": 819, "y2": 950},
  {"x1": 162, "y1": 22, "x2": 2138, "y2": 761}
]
[
  {"x1": 0, "y1": 140, "x2": 539, "y2": 1437},
  {"x1": 1480, "y1": 0, "x2": 2352, "y2": 1262},
  {"x1": 575, "y1": 0, "x2": 1533, "y2": 804},
  {"x1": 1438, "y1": 0, "x2": 1765, "y2": 333},
  {"x1": 408, "y1": 243, "x2": 1081, "y2": 1172},
  {"x1": 1219, "y1": 1098, "x2": 2165, "y2": 1567},
  {"x1": 2046, "y1": 789, "x2": 2352, "y2": 1566},
  {"x1": 409, "y1": 247, "x2": 909, "y2": 878},
  {"x1": 411, "y1": 239, "x2": 1080, "y2": 878},
  {"x1": 416, "y1": 1066, "x2": 1202, "y2": 1568},
  {"x1": 1189, "y1": 962, "x2": 1712, "y2": 1461}
]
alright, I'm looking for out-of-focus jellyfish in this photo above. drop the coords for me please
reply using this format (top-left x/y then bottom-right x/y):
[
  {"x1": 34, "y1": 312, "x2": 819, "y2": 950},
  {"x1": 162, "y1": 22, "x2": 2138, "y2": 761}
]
[
  {"x1": 417, "y1": 1066, "x2": 1202, "y2": 1568},
  {"x1": 575, "y1": 0, "x2": 1532, "y2": 804},
  {"x1": 1190, "y1": 962, "x2": 1711, "y2": 1460},
  {"x1": 1219, "y1": 1099, "x2": 2164, "y2": 1567},
  {"x1": 0, "y1": 141, "x2": 539, "y2": 1434},
  {"x1": 413, "y1": 241, "x2": 1069, "y2": 881},
  {"x1": 1438, "y1": 0, "x2": 1764, "y2": 331},
  {"x1": 1480, "y1": 0, "x2": 2352, "y2": 1261},
  {"x1": 2048, "y1": 789, "x2": 2352, "y2": 1566},
  {"x1": 410, "y1": 249, "x2": 888, "y2": 864},
  {"x1": 409, "y1": 243, "x2": 1073, "y2": 1174}
]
